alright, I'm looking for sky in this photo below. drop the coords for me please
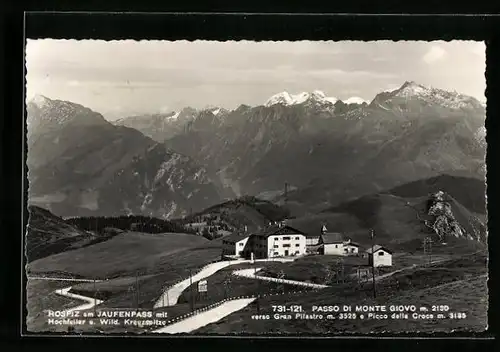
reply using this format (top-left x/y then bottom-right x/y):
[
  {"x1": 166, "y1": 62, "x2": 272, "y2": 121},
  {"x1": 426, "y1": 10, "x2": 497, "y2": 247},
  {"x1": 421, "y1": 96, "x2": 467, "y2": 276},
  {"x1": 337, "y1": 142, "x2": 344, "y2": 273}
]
[{"x1": 25, "y1": 40, "x2": 486, "y2": 120}]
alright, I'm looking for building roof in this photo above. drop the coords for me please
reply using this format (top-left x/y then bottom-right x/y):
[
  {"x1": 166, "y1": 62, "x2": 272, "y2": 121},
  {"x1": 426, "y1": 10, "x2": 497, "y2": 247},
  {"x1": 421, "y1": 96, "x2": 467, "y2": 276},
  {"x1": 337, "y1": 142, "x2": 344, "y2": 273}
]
[
  {"x1": 252, "y1": 225, "x2": 307, "y2": 239},
  {"x1": 366, "y1": 245, "x2": 392, "y2": 254},
  {"x1": 223, "y1": 232, "x2": 251, "y2": 243},
  {"x1": 320, "y1": 232, "x2": 344, "y2": 244},
  {"x1": 344, "y1": 241, "x2": 361, "y2": 247}
]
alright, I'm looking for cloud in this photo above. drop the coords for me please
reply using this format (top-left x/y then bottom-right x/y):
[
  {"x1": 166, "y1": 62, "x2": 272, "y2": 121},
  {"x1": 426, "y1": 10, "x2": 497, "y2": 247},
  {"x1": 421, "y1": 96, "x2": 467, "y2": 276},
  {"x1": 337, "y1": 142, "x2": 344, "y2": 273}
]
[{"x1": 423, "y1": 46, "x2": 447, "y2": 64}]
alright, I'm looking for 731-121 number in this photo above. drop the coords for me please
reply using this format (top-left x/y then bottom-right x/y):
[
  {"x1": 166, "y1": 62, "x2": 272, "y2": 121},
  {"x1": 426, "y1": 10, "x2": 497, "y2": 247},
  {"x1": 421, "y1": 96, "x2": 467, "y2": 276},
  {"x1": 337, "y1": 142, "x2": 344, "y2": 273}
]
[{"x1": 272, "y1": 305, "x2": 302, "y2": 313}]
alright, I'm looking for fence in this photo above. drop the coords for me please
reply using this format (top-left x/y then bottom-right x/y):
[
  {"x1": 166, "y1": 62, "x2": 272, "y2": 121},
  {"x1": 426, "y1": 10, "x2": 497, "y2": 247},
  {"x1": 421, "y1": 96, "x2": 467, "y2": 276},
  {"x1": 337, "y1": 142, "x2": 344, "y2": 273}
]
[{"x1": 156, "y1": 286, "x2": 320, "y2": 330}]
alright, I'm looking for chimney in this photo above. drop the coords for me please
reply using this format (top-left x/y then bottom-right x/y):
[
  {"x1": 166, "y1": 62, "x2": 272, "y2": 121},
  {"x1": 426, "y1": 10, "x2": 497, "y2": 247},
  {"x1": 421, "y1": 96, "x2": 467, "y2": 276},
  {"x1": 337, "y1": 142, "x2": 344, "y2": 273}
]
[
  {"x1": 244, "y1": 225, "x2": 248, "y2": 233},
  {"x1": 321, "y1": 224, "x2": 328, "y2": 234}
]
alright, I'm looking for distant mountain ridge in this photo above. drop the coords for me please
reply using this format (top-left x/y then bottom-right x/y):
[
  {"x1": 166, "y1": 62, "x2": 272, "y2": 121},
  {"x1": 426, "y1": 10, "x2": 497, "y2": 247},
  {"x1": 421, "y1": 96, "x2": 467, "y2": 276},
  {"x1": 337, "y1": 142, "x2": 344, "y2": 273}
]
[
  {"x1": 113, "y1": 107, "x2": 198, "y2": 142},
  {"x1": 27, "y1": 96, "x2": 225, "y2": 219},
  {"x1": 163, "y1": 81, "x2": 486, "y2": 212},
  {"x1": 28, "y1": 80, "x2": 486, "y2": 219}
]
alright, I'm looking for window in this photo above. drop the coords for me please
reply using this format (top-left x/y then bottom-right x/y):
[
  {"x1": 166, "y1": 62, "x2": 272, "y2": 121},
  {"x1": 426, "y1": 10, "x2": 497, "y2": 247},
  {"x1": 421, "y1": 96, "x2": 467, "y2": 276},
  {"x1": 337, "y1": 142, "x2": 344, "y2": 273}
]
[
  {"x1": 295, "y1": 244, "x2": 300, "y2": 247},
  {"x1": 378, "y1": 251, "x2": 384, "y2": 256},
  {"x1": 283, "y1": 244, "x2": 291, "y2": 248},
  {"x1": 239, "y1": 243, "x2": 244, "y2": 246},
  {"x1": 274, "y1": 237, "x2": 279, "y2": 241},
  {"x1": 282, "y1": 236, "x2": 291, "y2": 240},
  {"x1": 273, "y1": 252, "x2": 279, "y2": 256},
  {"x1": 295, "y1": 237, "x2": 300, "y2": 240},
  {"x1": 274, "y1": 245, "x2": 279, "y2": 248},
  {"x1": 335, "y1": 245, "x2": 338, "y2": 248},
  {"x1": 295, "y1": 251, "x2": 300, "y2": 255}
]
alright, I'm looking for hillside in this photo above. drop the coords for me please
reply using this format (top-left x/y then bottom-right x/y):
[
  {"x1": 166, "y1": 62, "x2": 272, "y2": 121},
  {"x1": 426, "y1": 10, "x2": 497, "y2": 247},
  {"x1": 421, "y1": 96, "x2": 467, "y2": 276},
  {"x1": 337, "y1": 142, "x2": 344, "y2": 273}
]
[
  {"x1": 27, "y1": 231, "x2": 210, "y2": 279},
  {"x1": 178, "y1": 196, "x2": 292, "y2": 237},
  {"x1": 27, "y1": 96, "x2": 225, "y2": 219},
  {"x1": 25, "y1": 205, "x2": 104, "y2": 262},
  {"x1": 385, "y1": 174, "x2": 486, "y2": 215},
  {"x1": 195, "y1": 252, "x2": 488, "y2": 334},
  {"x1": 318, "y1": 191, "x2": 487, "y2": 251},
  {"x1": 283, "y1": 176, "x2": 487, "y2": 254}
]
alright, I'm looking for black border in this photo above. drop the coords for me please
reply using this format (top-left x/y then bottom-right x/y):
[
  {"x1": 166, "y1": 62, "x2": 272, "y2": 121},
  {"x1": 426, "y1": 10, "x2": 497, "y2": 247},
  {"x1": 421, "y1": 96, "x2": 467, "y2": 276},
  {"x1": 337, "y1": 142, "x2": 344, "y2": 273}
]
[{"x1": 1, "y1": 7, "x2": 498, "y2": 351}]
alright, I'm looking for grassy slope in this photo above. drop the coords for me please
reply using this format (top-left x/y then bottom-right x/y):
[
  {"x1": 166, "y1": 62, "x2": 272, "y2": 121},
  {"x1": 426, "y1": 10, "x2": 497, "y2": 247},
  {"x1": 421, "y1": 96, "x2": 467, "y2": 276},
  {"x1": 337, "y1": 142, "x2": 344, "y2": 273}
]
[
  {"x1": 299, "y1": 192, "x2": 488, "y2": 252},
  {"x1": 25, "y1": 205, "x2": 105, "y2": 262},
  {"x1": 26, "y1": 278, "x2": 91, "y2": 332},
  {"x1": 85, "y1": 239, "x2": 224, "y2": 309},
  {"x1": 27, "y1": 236, "x2": 223, "y2": 332},
  {"x1": 386, "y1": 174, "x2": 486, "y2": 215},
  {"x1": 195, "y1": 252, "x2": 488, "y2": 334},
  {"x1": 27, "y1": 232, "x2": 209, "y2": 279}
]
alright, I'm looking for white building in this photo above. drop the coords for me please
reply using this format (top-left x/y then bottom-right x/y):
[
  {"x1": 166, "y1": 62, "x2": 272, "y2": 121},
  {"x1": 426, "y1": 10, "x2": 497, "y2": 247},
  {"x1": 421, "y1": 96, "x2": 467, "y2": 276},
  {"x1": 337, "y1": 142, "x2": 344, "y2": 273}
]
[
  {"x1": 343, "y1": 240, "x2": 360, "y2": 255},
  {"x1": 319, "y1": 233, "x2": 361, "y2": 256},
  {"x1": 319, "y1": 232, "x2": 345, "y2": 255},
  {"x1": 221, "y1": 232, "x2": 251, "y2": 257},
  {"x1": 366, "y1": 245, "x2": 392, "y2": 267},
  {"x1": 243, "y1": 225, "x2": 307, "y2": 259}
]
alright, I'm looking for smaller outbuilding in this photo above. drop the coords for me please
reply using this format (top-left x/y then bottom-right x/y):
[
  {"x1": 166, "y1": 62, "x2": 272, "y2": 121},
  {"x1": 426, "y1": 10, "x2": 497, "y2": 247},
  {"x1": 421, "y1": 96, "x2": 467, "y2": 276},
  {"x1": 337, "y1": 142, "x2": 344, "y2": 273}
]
[
  {"x1": 222, "y1": 232, "x2": 251, "y2": 257},
  {"x1": 366, "y1": 245, "x2": 393, "y2": 267},
  {"x1": 342, "y1": 240, "x2": 361, "y2": 256}
]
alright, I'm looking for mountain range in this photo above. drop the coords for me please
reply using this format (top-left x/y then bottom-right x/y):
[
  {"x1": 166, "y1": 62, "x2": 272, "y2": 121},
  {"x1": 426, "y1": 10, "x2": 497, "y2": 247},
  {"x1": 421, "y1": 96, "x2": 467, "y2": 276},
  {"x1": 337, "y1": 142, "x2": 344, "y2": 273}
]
[
  {"x1": 26, "y1": 80, "x2": 487, "y2": 219},
  {"x1": 164, "y1": 81, "x2": 486, "y2": 211},
  {"x1": 26, "y1": 96, "x2": 224, "y2": 219}
]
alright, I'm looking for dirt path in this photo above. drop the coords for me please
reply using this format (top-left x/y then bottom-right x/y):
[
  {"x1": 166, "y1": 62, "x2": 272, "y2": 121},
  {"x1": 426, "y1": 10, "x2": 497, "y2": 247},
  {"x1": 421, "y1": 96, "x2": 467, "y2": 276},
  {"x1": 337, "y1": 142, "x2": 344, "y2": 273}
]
[{"x1": 153, "y1": 298, "x2": 256, "y2": 334}]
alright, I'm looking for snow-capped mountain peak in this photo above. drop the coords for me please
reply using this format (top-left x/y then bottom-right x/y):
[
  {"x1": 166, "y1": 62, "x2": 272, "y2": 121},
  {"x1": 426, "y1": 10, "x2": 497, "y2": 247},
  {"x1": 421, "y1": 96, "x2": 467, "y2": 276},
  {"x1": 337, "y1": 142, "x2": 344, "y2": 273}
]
[
  {"x1": 344, "y1": 96, "x2": 369, "y2": 105},
  {"x1": 372, "y1": 81, "x2": 484, "y2": 110},
  {"x1": 29, "y1": 94, "x2": 51, "y2": 109},
  {"x1": 394, "y1": 81, "x2": 429, "y2": 97},
  {"x1": 265, "y1": 90, "x2": 338, "y2": 107}
]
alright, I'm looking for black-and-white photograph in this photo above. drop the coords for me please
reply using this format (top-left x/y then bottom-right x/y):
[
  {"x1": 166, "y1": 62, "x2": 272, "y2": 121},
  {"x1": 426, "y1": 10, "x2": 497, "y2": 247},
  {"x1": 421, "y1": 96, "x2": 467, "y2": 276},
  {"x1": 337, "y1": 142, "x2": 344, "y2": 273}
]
[{"x1": 24, "y1": 39, "x2": 488, "y2": 334}]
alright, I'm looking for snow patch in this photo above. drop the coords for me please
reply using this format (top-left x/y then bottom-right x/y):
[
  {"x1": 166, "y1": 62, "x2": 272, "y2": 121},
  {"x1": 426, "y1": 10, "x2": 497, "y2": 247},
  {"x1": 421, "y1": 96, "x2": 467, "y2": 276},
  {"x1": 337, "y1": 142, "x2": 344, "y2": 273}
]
[
  {"x1": 30, "y1": 94, "x2": 51, "y2": 109},
  {"x1": 154, "y1": 155, "x2": 182, "y2": 183},
  {"x1": 167, "y1": 111, "x2": 180, "y2": 120},
  {"x1": 345, "y1": 96, "x2": 368, "y2": 105},
  {"x1": 265, "y1": 91, "x2": 338, "y2": 107},
  {"x1": 164, "y1": 201, "x2": 178, "y2": 219}
]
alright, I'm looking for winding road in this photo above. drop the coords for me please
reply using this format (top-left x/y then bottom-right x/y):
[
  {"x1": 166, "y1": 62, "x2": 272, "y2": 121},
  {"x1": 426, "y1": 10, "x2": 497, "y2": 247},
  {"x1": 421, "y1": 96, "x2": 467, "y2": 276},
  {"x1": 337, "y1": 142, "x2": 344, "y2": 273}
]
[
  {"x1": 232, "y1": 268, "x2": 329, "y2": 288},
  {"x1": 54, "y1": 286, "x2": 104, "y2": 313},
  {"x1": 153, "y1": 298, "x2": 257, "y2": 334},
  {"x1": 153, "y1": 258, "x2": 295, "y2": 308}
]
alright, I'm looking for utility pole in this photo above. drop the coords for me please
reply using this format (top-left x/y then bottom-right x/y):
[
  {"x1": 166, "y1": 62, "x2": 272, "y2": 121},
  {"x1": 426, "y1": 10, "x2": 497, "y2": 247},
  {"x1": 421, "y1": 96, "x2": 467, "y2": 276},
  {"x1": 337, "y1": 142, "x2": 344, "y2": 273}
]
[
  {"x1": 93, "y1": 278, "x2": 97, "y2": 317},
  {"x1": 189, "y1": 269, "x2": 194, "y2": 312},
  {"x1": 424, "y1": 237, "x2": 433, "y2": 266},
  {"x1": 278, "y1": 270, "x2": 285, "y2": 295},
  {"x1": 135, "y1": 271, "x2": 139, "y2": 311},
  {"x1": 254, "y1": 265, "x2": 260, "y2": 313},
  {"x1": 370, "y1": 229, "x2": 377, "y2": 299},
  {"x1": 341, "y1": 260, "x2": 345, "y2": 284},
  {"x1": 284, "y1": 182, "x2": 288, "y2": 204}
]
